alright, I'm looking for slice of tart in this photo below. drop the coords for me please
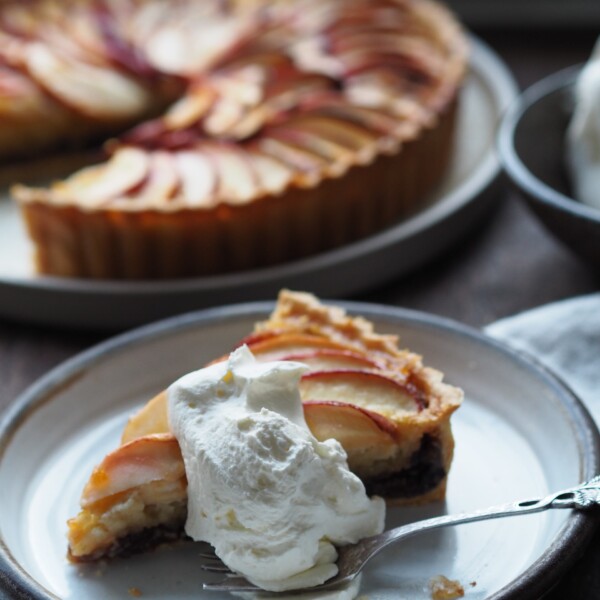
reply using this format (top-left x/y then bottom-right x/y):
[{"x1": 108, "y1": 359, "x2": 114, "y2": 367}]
[{"x1": 67, "y1": 291, "x2": 462, "y2": 562}]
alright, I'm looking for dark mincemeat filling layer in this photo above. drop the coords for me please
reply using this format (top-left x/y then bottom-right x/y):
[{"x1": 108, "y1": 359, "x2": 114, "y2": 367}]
[
  {"x1": 70, "y1": 524, "x2": 186, "y2": 563},
  {"x1": 364, "y1": 434, "x2": 446, "y2": 498}
]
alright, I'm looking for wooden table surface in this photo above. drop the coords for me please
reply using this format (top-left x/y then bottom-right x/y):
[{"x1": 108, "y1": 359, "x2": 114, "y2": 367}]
[{"x1": 0, "y1": 28, "x2": 599, "y2": 600}]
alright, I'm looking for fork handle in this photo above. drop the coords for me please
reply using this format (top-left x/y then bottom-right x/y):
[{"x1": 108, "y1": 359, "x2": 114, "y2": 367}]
[{"x1": 365, "y1": 475, "x2": 600, "y2": 562}]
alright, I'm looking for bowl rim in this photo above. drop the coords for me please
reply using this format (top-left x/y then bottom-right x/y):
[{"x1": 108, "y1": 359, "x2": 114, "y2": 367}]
[{"x1": 497, "y1": 63, "x2": 600, "y2": 225}]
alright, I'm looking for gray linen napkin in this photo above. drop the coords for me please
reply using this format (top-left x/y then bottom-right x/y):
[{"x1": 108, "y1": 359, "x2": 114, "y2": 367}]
[{"x1": 485, "y1": 294, "x2": 600, "y2": 422}]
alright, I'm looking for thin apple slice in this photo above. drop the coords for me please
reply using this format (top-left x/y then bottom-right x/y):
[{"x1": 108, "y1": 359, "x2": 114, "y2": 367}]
[
  {"x1": 131, "y1": 151, "x2": 179, "y2": 205},
  {"x1": 173, "y1": 149, "x2": 217, "y2": 207},
  {"x1": 338, "y1": 48, "x2": 434, "y2": 84},
  {"x1": 51, "y1": 147, "x2": 149, "y2": 206},
  {"x1": 121, "y1": 391, "x2": 170, "y2": 444},
  {"x1": 268, "y1": 125, "x2": 355, "y2": 164},
  {"x1": 144, "y1": 16, "x2": 251, "y2": 75},
  {"x1": 246, "y1": 333, "x2": 358, "y2": 362},
  {"x1": 300, "y1": 370, "x2": 422, "y2": 417},
  {"x1": 258, "y1": 136, "x2": 329, "y2": 179},
  {"x1": 302, "y1": 98, "x2": 411, "y2": 139},
  {"x1": 246, "y1": 150, "x2": 294, "y2": 196},
  {"x1": 213, "y1": 72, "x2": 334, "y2": 140},
  {"x1": 80, "y1": 434, "x2": 185, "y2": 508},
  {"x1": 24, "y1": 42, "x2": 151, "y2": 120},
  {"x1": 202, "y1": 143, "x2": 258, "y2": 204},
  {"x1": 164, "y1": 85, "x2": 216, "y2": 129},
  {"x1": 303, "y1": 401, "x2": 397, "y2": 451},
  {"x1": 344, "y1": 73, "x2": 428, "y2": 124},
  {"x1": 276, "y1": 350, "x2": 382, "y2": 372},
  {"x1": 286, "y1": 115, "x2": 379, "y2": 152}
]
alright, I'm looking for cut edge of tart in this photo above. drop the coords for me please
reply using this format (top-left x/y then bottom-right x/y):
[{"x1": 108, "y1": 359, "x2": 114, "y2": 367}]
[{"x1": 67, "y1": 290, "x2": 463, "y2": 563}]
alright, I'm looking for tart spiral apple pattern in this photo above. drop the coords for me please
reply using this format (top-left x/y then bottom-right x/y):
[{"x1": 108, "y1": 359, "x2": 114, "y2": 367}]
[
  {"x1": 67, "y1": 291, "x2": 463, "y2": 562},
  {"x1": 5, "y1": 0, "x2": 468, "y2": 279}
]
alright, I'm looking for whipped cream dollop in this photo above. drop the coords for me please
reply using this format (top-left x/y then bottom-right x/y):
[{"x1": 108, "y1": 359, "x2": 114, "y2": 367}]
[
  {"x1": 167, "y1": 345, "x2": 385, "y2": 593},
  {"x1": 566, "y1": 38, "x2": 600, "y2": 209}
]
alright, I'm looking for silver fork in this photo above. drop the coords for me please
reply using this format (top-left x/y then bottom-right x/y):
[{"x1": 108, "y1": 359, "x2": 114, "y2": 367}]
[{"x1": 202, "y1": 475, "x2": 600, "y2": 594}]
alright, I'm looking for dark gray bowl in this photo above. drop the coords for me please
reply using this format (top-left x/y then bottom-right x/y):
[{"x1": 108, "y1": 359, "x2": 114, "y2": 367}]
[{"x1": 498, "y1": 65, "x2": 600, "y2": 268}]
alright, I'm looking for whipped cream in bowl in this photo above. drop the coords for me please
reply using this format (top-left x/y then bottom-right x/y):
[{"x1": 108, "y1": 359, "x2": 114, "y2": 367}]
[
  {"x1": 566, "y1": 38, "x2": 600, "y2": 210},
  {"x1": 167, "y1": 345, "x2": 385, "y2": 594}
]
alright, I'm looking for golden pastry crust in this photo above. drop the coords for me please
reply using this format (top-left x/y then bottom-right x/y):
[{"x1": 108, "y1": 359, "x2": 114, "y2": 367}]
[{"x1": 6, "y1": 0, "x2": 468, "y2": 279}]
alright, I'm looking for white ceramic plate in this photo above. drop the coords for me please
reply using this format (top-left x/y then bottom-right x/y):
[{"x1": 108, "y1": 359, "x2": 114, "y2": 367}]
[
  {"x1": 0, "y1": 37, "x2": 518, "y2": 330},
  {"x1": 0, "y1": 303, "x2": 598, "y2": 600}
]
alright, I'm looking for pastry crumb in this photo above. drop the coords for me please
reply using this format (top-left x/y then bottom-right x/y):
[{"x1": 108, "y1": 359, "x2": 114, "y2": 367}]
[
  {"x1": 429, "y1": 575, "x2": 465, "y2": 599},
  {"x1": 128, "y1": 587, "x2": 143, "y2": 597}
]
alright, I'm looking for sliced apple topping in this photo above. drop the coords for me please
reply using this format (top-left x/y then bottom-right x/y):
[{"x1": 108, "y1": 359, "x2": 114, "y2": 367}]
[
  {"x1": 122, "y1": 391, "x2": 170, "y2": 445},
  {"x1": 301, "y1": 97, "x2": 411, "y2": 140},
  {"x1": 300, "y1": 370, "x2": 423, "y2": 418},
  {"x1": 202, "y1": 142, "x2": 258, "y2": 204},
  {"x1": 80, "y1": 434, "x2": 185, "y2": 508},
  {"x1": 273, "y1": 114, "x2": 380, "y2": 163},
  {"x1": 287, "y1": 115, "x2": 378, "y2": 152},
  {"x1": 214, "y1": 73, "x2": 336, "y2": 140},
  {"x1": 258, "y1": 136, "x2": 330, "y2": 182},
  {"x1": 246, "y1": 150, "x2": 294, "y2": 196},
  {"x1": 24, "y1": 43, "x2": 151, "y2": 120},
  {"x1": 268, "y1": 125, "x2": 355, "y2": 164},
  {"x1": 50, "y1": 147, "x2": 149, "y2": 206},
  {"x1": 275, "y1": 350, "x2": 382, "y2": 372},
  {"x1": 303, "y1": 401, "x2": 397, "y2": 451},
  {"x1": 123, "y1": 151, "x2": 179, "y2": 206},
  {"x1": 143, "y1": 15, "x2": 252, "y2": 75},
  {"x1": 173, "y1": 149, "x2": 216, "y2": 207},
  {"x1": 245, "y1": 333, "x2": 356, "y2": 362},
  {"x1": 344, "y1": 71, "x2": 428, "y2": 123},
  {"x1": 163, "y1": 85, "x2": 216, "y2": 130}
]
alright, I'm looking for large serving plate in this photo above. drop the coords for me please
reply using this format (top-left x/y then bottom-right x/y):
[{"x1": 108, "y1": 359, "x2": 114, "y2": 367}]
[
  {"x1": 0, "y1": 37, "x2": 517, "y2": 330},
  {"x1": 0, "y1": 302, "x2": 598, "y2": 600}
]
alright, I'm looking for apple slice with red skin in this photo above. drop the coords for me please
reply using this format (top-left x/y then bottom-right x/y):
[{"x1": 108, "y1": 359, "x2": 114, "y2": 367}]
[
  {"x1": 303, "y1": 400, "x2": 397, "y2": 451},
  {"x1": 300, "y1": 369, "x2": 424, "y2": 416},
  {"x1": 122, "y1": 391, "x2": 170, "y2": 445},
  {"x1": 24, "y1": 42, "x2": 151, "y2": 120},
  {"x1": 141, "y1": 151, "x2": 179, "y2": 204},
  {"x1": 297, "y1": 98, "x2": 411, "y2": 140},
  {"x1": 173, "y1": 149, "x2": 216, "y2": 206},
  {"x1": 81, "y1": 433, "x2": 184, "y2": 508},
  {"x1": 244, "y1": 333, "x2": 360, "y2": 362},
  {"x1": 274, "y1": 349, "x2": 382, "y2": 372},
  {"x1": 50, "y1": 147, "x2": 150, "y2": 206},
  {"x1": 268, "y1": 125, "x2": 355, "y2": 164},
  {"x1": 202, "y1": 142, "x2": 259, "y2": 204},
  {"x1": 337, "y1": 50, "x2": 433, "y2": 84},
  {"x1": 284, "y1": 115, "x2": 379, "y2": 152},
  {"x1": 163, "y1": 85, "x2": 216, "y2": 130},
  {"x1": 246, "y1": 150, "x2": 294, "y2": 196}
]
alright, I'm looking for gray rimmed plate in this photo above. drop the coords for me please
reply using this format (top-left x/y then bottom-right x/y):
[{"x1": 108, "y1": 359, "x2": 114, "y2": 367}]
[
  {"x1": 0, "y1": 302, "x2": 598, "y2": 599},
  {"x1": 497, "y1": 64, "x2": 600, "y2": 269},
  {"x1": 0, "y1": 36, "x2": 517, "y2": 330}
]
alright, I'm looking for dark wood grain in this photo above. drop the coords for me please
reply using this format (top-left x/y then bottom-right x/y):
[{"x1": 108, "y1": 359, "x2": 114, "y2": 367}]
[{"x1": 0, "y1": 28, "x2": 599, "y2": 600}]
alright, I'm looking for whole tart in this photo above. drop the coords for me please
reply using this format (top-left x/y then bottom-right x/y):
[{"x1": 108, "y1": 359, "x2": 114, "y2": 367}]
[
  {"x1": 8, "y1": 0, "x2": 468, "y2": 279},
  {"x1": 67, "y1": 290, "x2": 463, "y2": 561}
]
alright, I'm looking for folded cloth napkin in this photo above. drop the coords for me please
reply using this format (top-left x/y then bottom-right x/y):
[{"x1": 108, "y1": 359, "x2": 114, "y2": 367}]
[{"x1": 485, "y1": 294, "x2": 600, "y2": 423}]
